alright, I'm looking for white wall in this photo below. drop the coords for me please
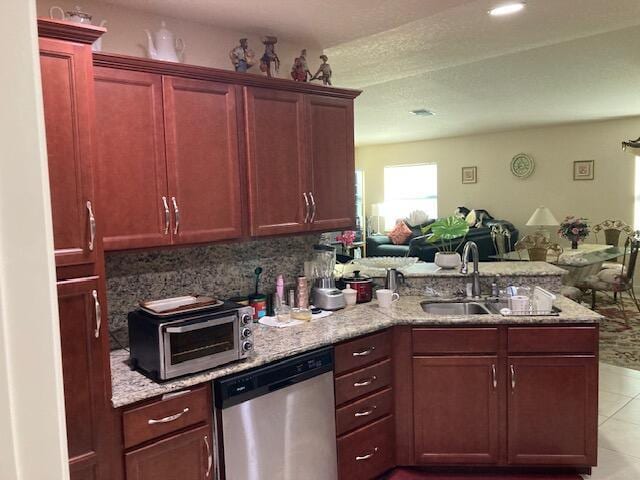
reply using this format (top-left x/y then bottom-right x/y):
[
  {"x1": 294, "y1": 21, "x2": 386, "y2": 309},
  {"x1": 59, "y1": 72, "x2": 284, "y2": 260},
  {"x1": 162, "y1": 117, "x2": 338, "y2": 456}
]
[
  {"x1": 36, "y1": 0, "x2": 322, "y2": 78},
  {"x1": 0, "y1": 0, "x2": 69, "y2": 479},
  {"x1": 357, "y1": 116, "x2": 640, "y2": 240}
]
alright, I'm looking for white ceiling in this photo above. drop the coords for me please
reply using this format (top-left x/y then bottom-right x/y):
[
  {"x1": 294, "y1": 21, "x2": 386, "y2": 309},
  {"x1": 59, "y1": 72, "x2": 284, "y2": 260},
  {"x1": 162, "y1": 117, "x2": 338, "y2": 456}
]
[{"x1": 104, "y1": 0, "x2": 640, "y2": 145}]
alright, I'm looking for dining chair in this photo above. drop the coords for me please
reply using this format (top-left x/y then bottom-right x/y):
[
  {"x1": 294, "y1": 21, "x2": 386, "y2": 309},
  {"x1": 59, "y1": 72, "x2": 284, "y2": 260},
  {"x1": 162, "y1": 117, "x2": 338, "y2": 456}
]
[
  {"x1": 490, "y1": 224, "x2": 512, "y2": 260},
  {"x1": 514, "y1": 235, "x2": 563, "y2": 263},
  {"x1": 583, "y1": 232, "x2": 640, "y2": 324}
]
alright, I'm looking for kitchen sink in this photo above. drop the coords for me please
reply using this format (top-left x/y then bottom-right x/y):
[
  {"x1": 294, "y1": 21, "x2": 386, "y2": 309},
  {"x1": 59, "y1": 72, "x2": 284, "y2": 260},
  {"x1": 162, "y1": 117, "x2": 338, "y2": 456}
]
[{"x1": 420, "y1": 301, "x2": 491, "y2": 315}]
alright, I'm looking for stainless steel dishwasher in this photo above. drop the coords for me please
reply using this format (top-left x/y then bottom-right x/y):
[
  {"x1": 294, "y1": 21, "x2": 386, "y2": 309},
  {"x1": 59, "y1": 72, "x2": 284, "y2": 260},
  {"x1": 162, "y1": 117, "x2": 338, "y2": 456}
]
[{"x1": 213, "y1": 347, "x2": 337, "y2": 480}]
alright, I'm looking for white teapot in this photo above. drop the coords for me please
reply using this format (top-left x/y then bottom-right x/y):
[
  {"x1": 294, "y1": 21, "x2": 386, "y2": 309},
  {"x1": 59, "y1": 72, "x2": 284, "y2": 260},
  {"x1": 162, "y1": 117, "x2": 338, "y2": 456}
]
[
  {"x1": 49, "y1": 5, "x2": 93, "y2": 24},
  {"x1": 144, "y1": 21, "x2": 185, "y2": 63}
]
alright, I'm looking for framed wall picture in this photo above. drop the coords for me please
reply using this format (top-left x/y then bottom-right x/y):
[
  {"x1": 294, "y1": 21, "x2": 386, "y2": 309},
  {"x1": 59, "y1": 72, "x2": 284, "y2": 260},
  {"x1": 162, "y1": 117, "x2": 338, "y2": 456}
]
[
  {"x1": 574, "y1": 160, "x2": 594, "y2": 180},
  {"x1": 462, "y1": 166, "x2": 477, "y2": 184}
]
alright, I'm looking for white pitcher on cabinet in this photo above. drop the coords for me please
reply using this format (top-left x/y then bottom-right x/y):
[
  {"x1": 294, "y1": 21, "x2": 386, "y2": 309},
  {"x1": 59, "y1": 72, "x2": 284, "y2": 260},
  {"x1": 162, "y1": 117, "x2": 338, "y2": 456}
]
[{"x1": 144, "y1": 21, "x2": 185, "y2": 62}]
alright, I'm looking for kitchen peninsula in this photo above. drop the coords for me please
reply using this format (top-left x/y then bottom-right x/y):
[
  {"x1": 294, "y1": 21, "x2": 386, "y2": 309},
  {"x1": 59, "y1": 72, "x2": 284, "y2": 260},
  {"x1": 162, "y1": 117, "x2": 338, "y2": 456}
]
[{"x1": 109, "y1": 262, "x2": 600, "y2": 479}]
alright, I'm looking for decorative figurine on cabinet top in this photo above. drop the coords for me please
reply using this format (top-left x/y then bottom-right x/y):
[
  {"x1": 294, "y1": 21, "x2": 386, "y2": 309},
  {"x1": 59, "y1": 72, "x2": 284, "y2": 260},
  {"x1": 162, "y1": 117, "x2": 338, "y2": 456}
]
[
  {"x1": 229, "y1": 38, "x2": 256, "y2": 73},
  {"x1": 311, "y1": 55, "x2": 332, "y2": 86},
  {"x1": 291, "y1": 49, "x2": 311, "y2": 82},
  {"x1": 260, "y1": 36, "x2": 280, "y2": 78}
]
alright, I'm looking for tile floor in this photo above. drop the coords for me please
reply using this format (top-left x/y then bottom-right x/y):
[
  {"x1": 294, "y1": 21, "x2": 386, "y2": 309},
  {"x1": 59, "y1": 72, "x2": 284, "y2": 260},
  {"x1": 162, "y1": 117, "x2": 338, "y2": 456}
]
[{"x1": 586, "y1": 362, "x2": 640, "y2": 479}]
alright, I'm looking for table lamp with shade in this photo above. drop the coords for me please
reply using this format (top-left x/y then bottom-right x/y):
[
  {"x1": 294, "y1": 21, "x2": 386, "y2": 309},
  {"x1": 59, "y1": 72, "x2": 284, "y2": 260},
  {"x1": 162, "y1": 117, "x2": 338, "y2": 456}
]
[
  {"x1": 526, "y1": 206, "x2": 559, "y2": 240},
  {"x1": 371, "y1": 203, "x2": 384, "y2": 235}
]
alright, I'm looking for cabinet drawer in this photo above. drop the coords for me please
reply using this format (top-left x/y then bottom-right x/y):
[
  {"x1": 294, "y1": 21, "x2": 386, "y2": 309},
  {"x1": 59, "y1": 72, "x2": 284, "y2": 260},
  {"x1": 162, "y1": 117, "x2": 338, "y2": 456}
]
[
  {"x1": 335, "y1": 330, "x2": 391, "y2": 375},
  {"x1": 413, "y1": 328, "x2": 499, "y2": 355},
  {"x1": 508, "y1": 326, "x2": 598, "y2": 354},
  {"x1": 338, "y1": 415, "x2": 394, "y2": 480},
  {"x1": 336, "y1": 387, "x2": 393, "y2": 436},
  {"x1": 335, "y1": 359, "x2": 392, "y2": 406},
  {"x1": 123, "y1": 386, "x2": 210, "y2": 449}
]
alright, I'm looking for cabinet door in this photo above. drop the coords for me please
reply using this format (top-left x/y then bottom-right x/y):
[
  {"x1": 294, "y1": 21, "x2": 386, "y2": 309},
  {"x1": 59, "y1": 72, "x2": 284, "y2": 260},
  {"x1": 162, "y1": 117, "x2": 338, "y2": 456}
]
[
  {"x1": 413, "y1": 356, "x2": 500, "y2": 465},
  {"x1": 163, "y1": 77, "x2": 243, "y2": 244},
  {"x1": 57, "y1": 276, "x2": 108, "y2": 479},
  {"x1": 93, "y1": 67, "x2": 170, "y2": 250},
  {"x1": 306, "y1": 95, "x2": 356, "y2": 231},
  {"x1": 508, "y1": 356, "x2": 597, "y2": 466},
  {"x1": 39, "y1": 38, "x2": 96, "y2": 267},
  {"x1": 244, "y1": 87, "x2": 308, "y2": 236},
  {"x1": 125, "y1": 425, "x2": 213, "y2": 480}
]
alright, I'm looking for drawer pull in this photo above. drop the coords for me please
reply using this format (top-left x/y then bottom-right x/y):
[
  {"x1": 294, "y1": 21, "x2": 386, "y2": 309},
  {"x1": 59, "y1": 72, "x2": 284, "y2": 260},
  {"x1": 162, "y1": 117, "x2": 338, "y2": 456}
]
[
  {"x1": 510, "y1": 364, "x2": 516, "y2": 391},
  {"x1": 352, "y1": 347, "x2": 375, "y2": 357},
  {"x1": 204, "y1": 434, "x2": 212, "y2": 478},
  {"x1": 492, "y1": 364, "x2": 497, "y2": 389},
  {"x1": 354, "y1": 406, "x2": 377, "y2": 417},
  {"x1": 353, "y1": 375, "x2": 377, "y2": 388},
  {"x1": 86, "y1": 200, "x2": 96, "y2": 251},
  {"x1": 148, "y1": 407, "x2": 189, "y2": 425},
  {"x1": 355, "y1": 447, "x2": 378, "y2": 461},
  {"x1": 161, "y1": 389, "x2": 192, "y2": 401}
]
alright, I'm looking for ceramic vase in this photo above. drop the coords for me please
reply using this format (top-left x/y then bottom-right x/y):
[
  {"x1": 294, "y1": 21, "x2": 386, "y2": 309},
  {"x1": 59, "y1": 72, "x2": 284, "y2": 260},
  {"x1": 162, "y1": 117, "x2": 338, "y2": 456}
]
[{"x1": 434, "y1": 252, "x2": 461, "y2": 269}]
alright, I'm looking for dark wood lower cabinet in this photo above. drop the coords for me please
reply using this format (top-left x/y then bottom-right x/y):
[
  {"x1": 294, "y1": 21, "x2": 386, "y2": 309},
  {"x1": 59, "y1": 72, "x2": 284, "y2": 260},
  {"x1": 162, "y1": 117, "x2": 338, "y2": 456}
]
[
  {"x1": 57, "y1": 276, "x2": 109, "y2": 480},
  {"x1": 413, "y1": 356, "x2": 500, "y2": 465},
  {"x1": 125, "y1": 425, "x2": 213, "y2": 480},
  {"x1": 507, "y1": 355, "x2": 598, "y2": 466}
]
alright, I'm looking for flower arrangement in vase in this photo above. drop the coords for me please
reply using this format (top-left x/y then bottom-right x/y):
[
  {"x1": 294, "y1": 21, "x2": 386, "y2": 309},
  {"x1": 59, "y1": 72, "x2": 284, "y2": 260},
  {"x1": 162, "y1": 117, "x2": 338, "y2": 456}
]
[
  {"x1": 421, "y1": 216, "x2": 469, "y2": 268},
  {"x1": 558, "y1": 216, "x2": 590, "y2": 249},
  {"x1": 336, "y1": 230, "x2": 355, "y2": 247}
]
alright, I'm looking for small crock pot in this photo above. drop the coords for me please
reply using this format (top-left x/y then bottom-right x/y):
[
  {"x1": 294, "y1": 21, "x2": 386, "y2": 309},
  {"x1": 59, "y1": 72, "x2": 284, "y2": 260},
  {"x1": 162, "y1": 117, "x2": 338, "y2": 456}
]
[{"x1": 341, "y1": 270, "x2": 373, "y2": 303}]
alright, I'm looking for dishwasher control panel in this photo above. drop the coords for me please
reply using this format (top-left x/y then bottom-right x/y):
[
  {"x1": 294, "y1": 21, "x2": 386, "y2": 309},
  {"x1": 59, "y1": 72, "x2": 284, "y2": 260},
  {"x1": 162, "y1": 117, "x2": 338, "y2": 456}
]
[{"x1": 214, "y1": 346, "x2": 334, "y2": 409}]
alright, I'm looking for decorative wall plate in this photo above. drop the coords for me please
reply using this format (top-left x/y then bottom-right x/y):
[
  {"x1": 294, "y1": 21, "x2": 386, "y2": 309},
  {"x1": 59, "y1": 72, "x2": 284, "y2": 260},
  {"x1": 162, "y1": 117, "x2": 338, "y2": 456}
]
[{"x1": 510, "y1": 153, "x2": 535, "y2": 178}]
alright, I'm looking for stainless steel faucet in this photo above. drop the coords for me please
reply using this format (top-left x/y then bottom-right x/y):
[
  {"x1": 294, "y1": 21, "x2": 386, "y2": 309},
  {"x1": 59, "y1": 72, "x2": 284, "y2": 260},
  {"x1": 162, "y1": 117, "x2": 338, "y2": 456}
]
[{"x1": 460, "y1": 241, "x2": 481, "y2": 299}]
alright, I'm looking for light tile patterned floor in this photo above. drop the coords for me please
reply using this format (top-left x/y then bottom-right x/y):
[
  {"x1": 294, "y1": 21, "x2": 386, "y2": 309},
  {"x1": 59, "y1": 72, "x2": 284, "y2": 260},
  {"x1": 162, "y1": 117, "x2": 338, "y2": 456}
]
[{"x1": 584, "y1": 362, "x2": 640, "y2": 479}]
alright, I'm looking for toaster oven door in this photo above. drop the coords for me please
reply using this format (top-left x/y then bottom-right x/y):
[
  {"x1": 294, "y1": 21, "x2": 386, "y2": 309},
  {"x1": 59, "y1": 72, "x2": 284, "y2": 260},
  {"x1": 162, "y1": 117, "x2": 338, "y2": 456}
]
[{"x1": 161, "y1": 314, "x2": 238, "y2": 379}]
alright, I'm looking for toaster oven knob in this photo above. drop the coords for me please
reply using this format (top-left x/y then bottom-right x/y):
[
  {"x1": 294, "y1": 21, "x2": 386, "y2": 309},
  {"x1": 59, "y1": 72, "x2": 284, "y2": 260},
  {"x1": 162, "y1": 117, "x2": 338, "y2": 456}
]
[
  {"x1": 242, "y1": 341, "x2": 254, "y2": 352},
  {"x1": 241, "y1": 328, "x2": 252, "y2": 339},
  {"x1": 240, "y1": 314, "x2": 252, "y2": 326}
]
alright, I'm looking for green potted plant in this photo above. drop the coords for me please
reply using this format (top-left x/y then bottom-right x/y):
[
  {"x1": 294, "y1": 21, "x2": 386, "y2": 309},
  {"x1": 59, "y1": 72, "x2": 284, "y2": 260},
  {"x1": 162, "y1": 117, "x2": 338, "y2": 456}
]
[{"x1": 421, "y1": 216, "x2": 470, "y2": 269}]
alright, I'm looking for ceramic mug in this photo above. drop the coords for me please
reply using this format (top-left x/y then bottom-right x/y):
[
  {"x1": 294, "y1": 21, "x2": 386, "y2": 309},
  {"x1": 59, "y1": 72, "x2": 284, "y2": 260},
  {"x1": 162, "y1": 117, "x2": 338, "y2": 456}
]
[{"x1": 376, "y1": 289, "x2": 400, "y2": 308}]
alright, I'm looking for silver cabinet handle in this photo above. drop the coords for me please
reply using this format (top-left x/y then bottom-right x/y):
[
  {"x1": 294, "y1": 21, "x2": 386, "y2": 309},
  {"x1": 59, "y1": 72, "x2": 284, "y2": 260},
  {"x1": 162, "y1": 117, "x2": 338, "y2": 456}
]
[
  {"x1": 204, "y1": 434, "x2": 212, "y2": 478},
  {"x1": 492, "y1": 364, "x2": 497, "y2": 389},
  {"x1": 162, "y1": 196, "x2": 170, "y2": 235},
  {"x1": 510, "y1": 364, "x2": 516, "y2": 391},
  {"x1": 171, "y1": 196, "x2": 180, "y2": 235},
  {"x1": 308, "y1": 191, "x2": 316, "y2": 223},
  {"x1": 92, "y1": 289, "x2": 101, "y2": 338},
  {"x1": 86, "y1": 201, "x2": 96, "y2": 251},
  {"x1": 352, "y1": 347, "x2": 375, "y2": 357},
  {"x1": 147, "y1": 407, "x2": 189, "y2": 425},
  {"x1": 356, "y1": 447, "x2": 378, "y2": 461},
  {"x1": 354, "y1": 375, "x2": 377, "y2": 388},
  {"x1": 354, "y1": 406, "x2": 376, "y2": 417},
  {"x1": 302, "y1": 192, "x2": 310, "y2": 223}
]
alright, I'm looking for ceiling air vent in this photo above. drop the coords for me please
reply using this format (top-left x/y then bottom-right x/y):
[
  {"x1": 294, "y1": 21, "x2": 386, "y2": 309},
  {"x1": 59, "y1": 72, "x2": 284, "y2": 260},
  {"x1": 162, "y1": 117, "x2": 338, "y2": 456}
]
[{"x1": 410, "y1": 109, "x2": 435, "y2": 117}]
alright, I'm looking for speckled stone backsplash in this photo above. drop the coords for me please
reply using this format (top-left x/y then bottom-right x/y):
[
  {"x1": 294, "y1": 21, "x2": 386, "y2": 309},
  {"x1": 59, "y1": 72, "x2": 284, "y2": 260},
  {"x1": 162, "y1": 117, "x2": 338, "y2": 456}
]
[{"x1": 106, "y1": 234, "x2": 320, "y2": 349}]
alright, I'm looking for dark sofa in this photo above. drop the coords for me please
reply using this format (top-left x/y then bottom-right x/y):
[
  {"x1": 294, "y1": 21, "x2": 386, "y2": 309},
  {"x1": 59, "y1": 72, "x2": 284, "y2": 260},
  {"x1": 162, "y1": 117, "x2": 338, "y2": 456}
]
[{"x1": 366, "y1": 218, "x2": 519, "y2": 262}]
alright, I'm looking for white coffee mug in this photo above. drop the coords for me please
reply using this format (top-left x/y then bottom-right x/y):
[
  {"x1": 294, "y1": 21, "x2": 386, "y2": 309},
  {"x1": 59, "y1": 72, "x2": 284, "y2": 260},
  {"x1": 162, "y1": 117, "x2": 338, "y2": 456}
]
[{"x1": 376, "y1": 289, "x2": 399, "y2": 308}]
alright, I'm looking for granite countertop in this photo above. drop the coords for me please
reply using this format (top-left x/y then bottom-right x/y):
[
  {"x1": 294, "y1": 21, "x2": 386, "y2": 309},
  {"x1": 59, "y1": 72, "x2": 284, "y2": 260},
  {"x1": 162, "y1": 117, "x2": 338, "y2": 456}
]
[
  {"x1": 110, "y1": 294, "x2": 601, "y2": 408},
  {"x1": 340, "y1": 261, "x2": 567, "y2": 278}
]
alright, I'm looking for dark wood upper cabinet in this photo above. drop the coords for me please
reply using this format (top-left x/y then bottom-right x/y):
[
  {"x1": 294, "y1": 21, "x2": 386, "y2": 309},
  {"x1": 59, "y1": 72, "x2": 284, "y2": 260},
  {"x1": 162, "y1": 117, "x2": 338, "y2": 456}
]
[
  {"x1": 507, "y1": 355, "x2": 598, "y2": 466},
  {"x1": 57, "y1": 276, "x2": 108, "y2": 479},
  {"x1": 163, "y1": 77, "x2": 243, "y2": 244},
  {"x1": 413, "y1": 356, "x2": 500, "y2": 465},
  {"x1": 306, "y1": 95, "x2": 356, "y2": 231},
  {"x1": 39, "y1": 37, "x2": 97, "y2": 267},
  {"x1": 93, "y1": 67, "x2": 171, "y2": 251},
  {"x1": 125, "y1": 425, "x2": 213, "y2": 480},
  {"x1": 244, "y1": 87, "x2": 308, "y2": 236}
]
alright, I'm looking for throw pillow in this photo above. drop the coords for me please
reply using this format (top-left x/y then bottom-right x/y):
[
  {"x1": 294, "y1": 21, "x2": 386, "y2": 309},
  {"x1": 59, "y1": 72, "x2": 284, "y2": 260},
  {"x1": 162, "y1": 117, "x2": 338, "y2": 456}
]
[
  {"x1": 465, "y1": 210, "x2": 477, "y2": 227},
  {"x1": 388, "y1": 221, "x2": 412, "y2": 245},
  {"x1": 406, "y1": 210, "x2": 429, "y2": 227}
]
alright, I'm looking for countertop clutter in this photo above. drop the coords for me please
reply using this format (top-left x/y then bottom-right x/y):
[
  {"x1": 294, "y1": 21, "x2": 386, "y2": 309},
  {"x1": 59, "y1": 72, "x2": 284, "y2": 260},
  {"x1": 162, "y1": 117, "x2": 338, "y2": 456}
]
[{"x1": 110, "y1": 295, "x2": 601, "y2": 407}]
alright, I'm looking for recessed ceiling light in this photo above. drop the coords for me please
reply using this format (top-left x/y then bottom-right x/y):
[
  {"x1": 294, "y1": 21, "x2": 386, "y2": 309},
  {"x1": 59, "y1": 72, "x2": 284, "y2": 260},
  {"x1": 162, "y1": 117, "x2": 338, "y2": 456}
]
[
  {"x1": 489, "y1": 2, "x2": 526, "y2": 16},
  {"x1": 410, "y1": 109, "x2": 435, "y2": 117}
]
